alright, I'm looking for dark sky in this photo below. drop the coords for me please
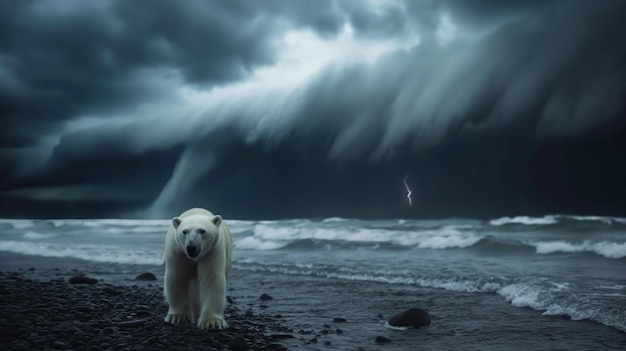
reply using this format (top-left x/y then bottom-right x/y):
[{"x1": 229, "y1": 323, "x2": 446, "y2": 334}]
[{"x1": 1, "y1": 0, "x2": 625, "y2": 220}]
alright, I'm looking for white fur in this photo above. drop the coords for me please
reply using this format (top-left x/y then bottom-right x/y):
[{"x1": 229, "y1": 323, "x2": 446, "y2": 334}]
[{"x1": 163, "y1": 208, "x2": 232, "y2": 330}]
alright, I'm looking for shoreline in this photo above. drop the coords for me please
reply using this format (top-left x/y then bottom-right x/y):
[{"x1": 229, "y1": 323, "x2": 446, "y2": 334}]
[{"x1": 1, "y1": 252, "x2": 625, "y2": 350}]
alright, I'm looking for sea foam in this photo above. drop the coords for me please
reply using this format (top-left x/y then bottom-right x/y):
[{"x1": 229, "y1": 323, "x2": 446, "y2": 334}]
[
  {"x1": 236, "y1": 223, "x2": 483, "y2": 250},
  {"x1": 490, "y1": 215, "x2": 558, "y2": 226},
  {"x1": 0, "y1": 219, "x2": 36, "y2": 229},
  {"x1": 531, "y1": 240, "x2": 626, "y2": 259}
]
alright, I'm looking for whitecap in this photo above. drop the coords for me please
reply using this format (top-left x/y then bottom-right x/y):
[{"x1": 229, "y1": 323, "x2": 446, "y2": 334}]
[
  {"x1": 531, "y1": 240, "x2": 626, "y2": 259},
  {"x1": 0, "y1": 219, "x2": 36, "y2": 229},
  {"x1": 235, "y1": 236, "x2": 286, "y2": 250},
  {"x1": 489, "y1": 215, "x2": 558, "y2": 226},
  {"x1": 23, "y1": 231, "x2": 54, "y2": 239}
]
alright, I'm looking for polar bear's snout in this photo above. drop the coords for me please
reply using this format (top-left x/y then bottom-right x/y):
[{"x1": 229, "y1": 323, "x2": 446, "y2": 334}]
[
  {"x1": 184, "y1": 234, "x2": 204, "y2": 260},
  {"x1": 186, "y1": 244, "x2": 199, "y2": 258}
]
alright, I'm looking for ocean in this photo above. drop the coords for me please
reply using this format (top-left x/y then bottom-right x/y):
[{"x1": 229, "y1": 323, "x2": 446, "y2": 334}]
[{"x1": 1, "y1": 215, "x2": 625, "y2": 350}]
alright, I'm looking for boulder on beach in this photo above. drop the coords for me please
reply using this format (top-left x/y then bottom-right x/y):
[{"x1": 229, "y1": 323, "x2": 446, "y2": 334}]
[
  {"x1": 387, "y1": 307, "x2": 431, "y2": 328},
  {"x1": 135, "y1": 272, "x2": 157, "y2": 281}
]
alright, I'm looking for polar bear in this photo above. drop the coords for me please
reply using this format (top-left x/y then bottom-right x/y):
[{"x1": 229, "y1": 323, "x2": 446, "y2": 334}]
[{"x1": 163, "y1": 208, "x2": 232, "y2": 330}]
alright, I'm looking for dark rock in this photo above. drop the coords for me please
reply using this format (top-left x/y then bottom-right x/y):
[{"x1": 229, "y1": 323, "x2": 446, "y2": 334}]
[
  {"x1": 135, "y1": 272, "x2": 157, "y2": 281},
  {"x1": 68, "y1": 276, "x2": 98, "y2": 285},
  {"x1": 333, "y1": 317, "x2": 347, "y2": 323},
  {"x1": 259, "y1": 293, "x2": 273, "y2": 301},
  {"x1": 135, "y1": 304, "x2": 151, "y2": 311},
  {"x1": 52, "y1": 341, "x2": 68, "y2": 349},
  {"x1": 270, "y1": 333, "x2": 294, "y2": 339},
  {"x1": 229, "y1": 335, "x2": 248, "y2": 351},
  {"x1": 102, "y1": 287, "x2": 119, "y2": 296},
  {"x1": 217, "y1": 332, "x2": 232, "y2": 342},
  {"x1": 136, "y1": 310, "x2": 151, "y2": 318},
  {"x1": 75, "y1": 306, "x2": 92, "y2": 313},
  {"x1": 387, "y1": 307, "x2": 431, "y2": 328},
  {"x1": 375, "y1": 336, "x2": 392, "y2": 344},
  {"x1": 118, "y1": 319, "x2": 147, "y2": 328}
]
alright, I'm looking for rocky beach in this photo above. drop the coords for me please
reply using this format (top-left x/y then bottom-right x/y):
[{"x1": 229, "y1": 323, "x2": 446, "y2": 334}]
[{"x1": 0, "y1": 268, "x2": 298, "y2": 351}]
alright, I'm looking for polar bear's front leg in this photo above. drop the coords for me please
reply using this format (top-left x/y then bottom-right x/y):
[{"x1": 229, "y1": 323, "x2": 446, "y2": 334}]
[
  {"x1": 164, "y1": 258, "x2": 194, "y2": 325},
  {"x1": 197, "y1": 265, "x2": 228, "y2": 330}
]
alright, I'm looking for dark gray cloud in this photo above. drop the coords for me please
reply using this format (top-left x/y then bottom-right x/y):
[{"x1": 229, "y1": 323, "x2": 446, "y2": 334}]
[
  {"x1": 1, "y1": 0, "x2": 625, "y2": 219},
  {"x1": 0, "y1": 0, "x2": 412, "y2": 149}
]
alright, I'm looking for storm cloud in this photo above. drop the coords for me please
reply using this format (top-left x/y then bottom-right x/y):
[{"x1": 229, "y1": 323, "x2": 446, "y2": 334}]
[{"x1": 1, "y1": 0, "x2": 625, "y2": 219}]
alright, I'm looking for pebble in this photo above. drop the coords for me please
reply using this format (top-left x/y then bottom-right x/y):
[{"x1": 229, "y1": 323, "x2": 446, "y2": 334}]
[
  {"x1": 52, "y1": 341, "x2": 68, "y2": 349},
  {"x1": 136, "y1": 304, "x2": 151, "y2": 311},
  {"x1": 118, "y1": 319, "x2": 147, "y2": 328},
  {"x1": 229, "y1": 335, "x2": 248, "y2": 351},
  {"x1": 68, "y1": 276, "x2": 98, "y2": 285},
  {"x1": 259, "y1": 293, "x2": 273, "y2": 301},
  {"x1": 375, "y1": 336, "x2": 392, "y2": 344},
  {"x1": 75, "y1": 306, "x2": 92, "y2": 313},
  {"x1": 136, "y1": 310, "x2": 151, "y2": 318},
  {"x1": 270, "y1": 333, "x2": 294, "y2": 339},
  {"x1": 102, "y1": 286, "x2": 119, "y2": 296}
]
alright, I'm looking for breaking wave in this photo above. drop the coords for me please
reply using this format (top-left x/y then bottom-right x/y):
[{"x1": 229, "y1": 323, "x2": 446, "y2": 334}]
[
  {"x1": 233, "y1": 224, "x2": 483, "y2": 251},
  {"x1": 490, "y1": 214, "x2": 626, "y2": 227},
  {"x1": 530, "y1": 240, "x2": 626, "y2": 259}
]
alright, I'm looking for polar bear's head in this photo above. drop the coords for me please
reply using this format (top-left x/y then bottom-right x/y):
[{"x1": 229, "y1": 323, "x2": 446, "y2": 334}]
[{"x1": 172, "y1": 214, "x2": 222, "y2": 261}]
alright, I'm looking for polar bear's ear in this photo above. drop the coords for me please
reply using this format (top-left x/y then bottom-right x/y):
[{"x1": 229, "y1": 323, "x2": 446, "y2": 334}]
[
  {"x1": 172, "y1": 217, "x2": 182, "y2": 228},
  {"x1": 212, "y1": 215, "x2": 222, "y2": 227}
]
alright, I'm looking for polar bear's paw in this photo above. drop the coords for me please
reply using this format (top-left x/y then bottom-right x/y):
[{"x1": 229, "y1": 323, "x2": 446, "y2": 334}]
[
  {"x1": 164, "y1": 313, "x2": 192, "y2": 325},
  {"x1": 198, "y1": 316, "x2": 228, "y2": 330}
]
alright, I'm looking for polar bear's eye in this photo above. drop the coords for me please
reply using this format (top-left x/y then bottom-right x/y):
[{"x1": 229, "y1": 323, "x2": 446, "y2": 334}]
[
  {"x1": 182, "y1": 230, "x2": 189, "y2": 235},
  {"x1": 197, "y1": 229, "x2": 206, "y2": 235}
]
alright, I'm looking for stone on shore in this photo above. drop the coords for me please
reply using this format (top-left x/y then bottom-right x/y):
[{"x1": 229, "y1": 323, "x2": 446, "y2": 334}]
[
  {"x1": 375, "y1": 336, "x2": 391, "y2": 344},
  {"x1": 134, "y1": 272, "x2": 157, "y2": 281},
  {"x1": 387, "y1": 307, "x2": 431, "y2": 328},
  {"x1": 259, "y1": 293, "x2": 273, "y2": 301},
  {"x1": 68, "y1": 276, "x2": 98, "y2": 285}
]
